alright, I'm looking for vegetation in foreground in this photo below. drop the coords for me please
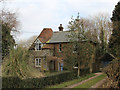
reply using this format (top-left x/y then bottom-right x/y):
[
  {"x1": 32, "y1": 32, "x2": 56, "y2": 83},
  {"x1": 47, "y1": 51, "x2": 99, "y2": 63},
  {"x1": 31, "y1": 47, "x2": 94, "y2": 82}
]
[
  {"x1": 103, "y1": 1, "x2": 120, "y2": 88},
  {"x1": 2, "y1": 47, "x2": 44, "y2": 79},
  {"x1": 74, "y1": 74, "x2": 106, "y2": 88},
  {"x1": 2, "y1": 70, "x2": 77, "y2": 88},
  {"x1": 1, "y1": 0, "x2": 120, "y2": 88},
  {"x1": 102, "y1": 59, "x2": 120, "y2": 88},
  {"x1": 47, "y1": 73, "x2": 95, "y2": 88}
]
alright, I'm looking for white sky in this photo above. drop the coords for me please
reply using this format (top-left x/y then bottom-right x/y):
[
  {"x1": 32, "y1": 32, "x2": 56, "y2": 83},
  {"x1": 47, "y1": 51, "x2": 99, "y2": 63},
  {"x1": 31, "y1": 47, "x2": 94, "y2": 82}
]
[{"x1": 1, "y1": 0, "x2": 119, "y2": 42}]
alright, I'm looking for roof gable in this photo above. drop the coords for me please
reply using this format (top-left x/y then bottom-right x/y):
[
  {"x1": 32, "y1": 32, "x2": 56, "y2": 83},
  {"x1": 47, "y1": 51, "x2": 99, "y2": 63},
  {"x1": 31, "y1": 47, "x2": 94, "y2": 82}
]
[
  {"x1": 34, "y1": 38, "x2": 41, "y2": 43},
  {"x1": 38, "y1": 28, "x2": 53, "y2": 43}
]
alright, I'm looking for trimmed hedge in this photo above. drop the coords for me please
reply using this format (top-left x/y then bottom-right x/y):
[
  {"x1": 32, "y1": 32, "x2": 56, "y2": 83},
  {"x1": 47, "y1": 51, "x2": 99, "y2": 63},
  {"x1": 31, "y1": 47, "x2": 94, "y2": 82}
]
[
  {"x1": 2, "y1": 71, "x2": 77, "y2": 88},
  {"x1": 2, "y1": 77, "x2": 22, "y2": 88}
]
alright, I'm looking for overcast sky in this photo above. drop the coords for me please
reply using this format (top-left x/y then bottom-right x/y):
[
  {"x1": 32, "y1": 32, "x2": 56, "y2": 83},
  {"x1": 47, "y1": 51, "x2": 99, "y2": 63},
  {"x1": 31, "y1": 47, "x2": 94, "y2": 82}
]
[{"x1": 1, "y1": 0, "x2": 119, "y2": 42}]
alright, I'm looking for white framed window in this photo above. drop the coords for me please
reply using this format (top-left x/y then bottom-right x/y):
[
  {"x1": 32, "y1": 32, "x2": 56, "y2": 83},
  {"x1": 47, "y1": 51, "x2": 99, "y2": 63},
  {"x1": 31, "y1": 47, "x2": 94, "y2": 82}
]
[
  {"x1": 35, "y1": 43, "x2": 41, "y2": 50},
  {"x1": 59, "y1": 43, "x2": 62, "y2": 52},
  {"x1": 35, "y1": 58, "x2": 41, "y2": 67},
  {"x1": 35, "y1": 39, "x2": 43, "y2": 51}
]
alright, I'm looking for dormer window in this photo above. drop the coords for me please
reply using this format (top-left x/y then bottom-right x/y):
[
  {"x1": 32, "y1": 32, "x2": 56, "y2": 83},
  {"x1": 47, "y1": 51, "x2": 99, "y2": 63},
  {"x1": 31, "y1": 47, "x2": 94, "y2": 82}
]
[
  {"x1": 35, "y1": 43, "x2": 41, "y2": 50},
  {"x1": 35, "y1": 39, "x2": 43, "y2": 51}
]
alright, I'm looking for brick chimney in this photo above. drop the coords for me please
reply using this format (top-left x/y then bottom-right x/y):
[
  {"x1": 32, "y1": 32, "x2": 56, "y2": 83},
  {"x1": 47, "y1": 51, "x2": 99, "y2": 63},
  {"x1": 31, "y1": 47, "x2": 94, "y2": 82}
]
[{"x1": 58, "y1": 24, "x2": 64, "y2": 31}]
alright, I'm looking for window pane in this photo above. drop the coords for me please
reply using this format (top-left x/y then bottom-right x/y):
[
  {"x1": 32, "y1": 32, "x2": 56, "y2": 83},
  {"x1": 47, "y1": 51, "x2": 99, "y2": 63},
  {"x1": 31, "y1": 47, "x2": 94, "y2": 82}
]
[
  {"x1": 35, "y1": 58, "x2": 41, "y2": 67},
  {"x1": 36, "y1": 43, "x2": 39, "y2": 50},
  {"x1": 39, "y1": 59, "x2": 41, "y2": 66},
  {"x1": 36, "y1": 59, "x2": 38, "y2": 66},
  {"x1": 73, "y1": 44, "x2": 77, "y2": 52},
  {"x1": 39, "y1": 43, "x2": 41, "y2": 50},
  {"x1": 59, "y1": 43, "x2": 62, "y2": 52},
  {"x1": 35, "y1": 43, "x2": 41, "y2": 50}
]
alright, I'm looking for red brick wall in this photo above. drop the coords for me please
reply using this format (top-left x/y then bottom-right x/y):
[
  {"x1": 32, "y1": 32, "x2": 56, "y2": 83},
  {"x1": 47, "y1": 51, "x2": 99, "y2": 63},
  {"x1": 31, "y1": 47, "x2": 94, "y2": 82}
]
[{"x1": 46, "y1": 43, "x2": 68, "y2": 58}]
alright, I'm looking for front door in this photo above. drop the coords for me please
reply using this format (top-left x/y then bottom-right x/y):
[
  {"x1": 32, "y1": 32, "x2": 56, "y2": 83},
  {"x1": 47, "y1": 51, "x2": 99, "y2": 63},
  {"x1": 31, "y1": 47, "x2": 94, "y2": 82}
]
[
  {"x1": 58, "y1": 62, "x2": 60, "y2": 71},
  {"x1": 50, "y1": 60, "x2": 55, "y2": 72}
]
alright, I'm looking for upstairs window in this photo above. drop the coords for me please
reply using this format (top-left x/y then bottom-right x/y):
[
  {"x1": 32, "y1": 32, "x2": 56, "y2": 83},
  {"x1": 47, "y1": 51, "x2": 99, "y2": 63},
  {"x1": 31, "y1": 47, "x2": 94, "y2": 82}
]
[
  {"x1": 73, "y1": 44, "x2": 77, "y2": 53},
  {"x1": 59, "y1": 43, "x2": 62, "y2": 52},
  {"x1": 35, "y1": 43, "x2": 41, "y2": 50},
  {"x1": 35, "y1": 39, "x2": 42, "y2": 51},
  {"x1": 35, "y1": 58, "x2": 41, "y2": 67}
]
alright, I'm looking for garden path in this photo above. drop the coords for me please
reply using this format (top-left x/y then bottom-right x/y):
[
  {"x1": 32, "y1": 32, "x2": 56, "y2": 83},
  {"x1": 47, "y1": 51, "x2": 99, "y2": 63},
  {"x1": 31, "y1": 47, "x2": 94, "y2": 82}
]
[
  {"x1": 65, "y1": 72, "x2": 103, "y2": 88},
  {"x1": 90, "y1": 77, "x2": 107, "y2": 88}
]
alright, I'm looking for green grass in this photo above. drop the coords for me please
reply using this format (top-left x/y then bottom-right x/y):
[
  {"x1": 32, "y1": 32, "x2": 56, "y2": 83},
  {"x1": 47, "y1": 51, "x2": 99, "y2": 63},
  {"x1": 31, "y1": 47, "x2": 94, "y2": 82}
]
[
  {"x1": 46, "y1": 73, "x2": 95, "y2": 88},
  {"x1": 75, "y1": 74, "x2": 107, "y2": 88},
  {"x1": 44, "y1": 71, "x2": 70, "y2": 77}
]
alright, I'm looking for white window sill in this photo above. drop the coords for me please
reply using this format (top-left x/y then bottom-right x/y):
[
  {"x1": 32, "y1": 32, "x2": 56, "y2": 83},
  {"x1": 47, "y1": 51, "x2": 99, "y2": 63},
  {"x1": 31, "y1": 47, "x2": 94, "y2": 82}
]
[
  {"x1": 73, "y1": 66, "x2": 78, "y2": 69},
  {"x1": 35, "y1": 66, "x2": 41, "y2": 67},
  {"x1": 59, "y1": 50, "x2": 62, "y2": 52},
  {"x1": 35, "y1": 50, "x2": 41, "y2": 51},
  {"x1": 73, "y1": 51, "x2": 77, "y2": 53}
]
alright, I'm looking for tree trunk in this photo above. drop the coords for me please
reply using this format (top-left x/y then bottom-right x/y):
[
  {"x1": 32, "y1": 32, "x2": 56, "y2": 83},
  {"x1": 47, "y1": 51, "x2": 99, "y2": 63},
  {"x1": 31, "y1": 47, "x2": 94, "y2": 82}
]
[
  {"x1": 90, "y1": 54, "x2": 94, "y2": 73},
  {"x1": 90, "y1": 64, "x2": 92, "y2": 73},
  {"x1": 78, "y1": 63, "x2": 80, "y2": 76}
]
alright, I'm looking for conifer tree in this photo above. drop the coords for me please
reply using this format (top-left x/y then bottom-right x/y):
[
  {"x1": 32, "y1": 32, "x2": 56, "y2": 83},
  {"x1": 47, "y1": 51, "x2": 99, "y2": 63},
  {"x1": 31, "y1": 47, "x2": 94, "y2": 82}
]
[{"x1": 109, "y1": 1, "x2": 120, "y2": 59}]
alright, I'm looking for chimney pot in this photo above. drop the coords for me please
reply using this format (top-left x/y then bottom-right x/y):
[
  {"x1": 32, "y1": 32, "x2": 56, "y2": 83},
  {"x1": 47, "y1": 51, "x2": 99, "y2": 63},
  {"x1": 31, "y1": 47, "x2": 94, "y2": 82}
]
[{"x1": 58, "y1": 24, "x2": 64, "y2": 31}]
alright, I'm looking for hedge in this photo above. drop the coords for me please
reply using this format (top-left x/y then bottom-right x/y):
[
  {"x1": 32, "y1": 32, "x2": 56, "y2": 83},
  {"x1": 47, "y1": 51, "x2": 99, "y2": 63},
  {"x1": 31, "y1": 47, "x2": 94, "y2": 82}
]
[
  {"x1": 2, "y1": 71, "x2": 77, "y2": 88},
  {"x1": 103, "y1": 59, "x2": 120, "y2": 88}
]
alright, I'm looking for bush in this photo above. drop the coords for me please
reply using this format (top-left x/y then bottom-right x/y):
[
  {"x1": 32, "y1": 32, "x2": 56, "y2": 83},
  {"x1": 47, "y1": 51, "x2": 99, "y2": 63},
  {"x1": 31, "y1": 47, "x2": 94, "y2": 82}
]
[
  {"x1": 2, "y1": 47, "x2": 31, "y2": 79},
  {"x1": 80, "y1": 68, "x2": 90, "y2": 76},
  {"x1": 2, "y1": 77, "x2": 22, "y2": 88},
  {"x1": 103, "y1": 59, "x2": 120, "y2": 88},
  {"x1": 2, "y1": 70, "x2": 77, "y2": 88}
]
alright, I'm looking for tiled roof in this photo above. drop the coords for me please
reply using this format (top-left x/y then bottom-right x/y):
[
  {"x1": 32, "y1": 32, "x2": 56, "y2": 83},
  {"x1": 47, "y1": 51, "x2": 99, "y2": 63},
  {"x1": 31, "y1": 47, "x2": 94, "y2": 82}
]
[
  {"x1": 38, "y1": 28, "x2": 53, "y2": 43},
  {"x1": 47, "y1": 31, "x2": 71, "y2": 43},
  {"x1": 33, "y1": 28, "x2": 97, "y2": 44}
]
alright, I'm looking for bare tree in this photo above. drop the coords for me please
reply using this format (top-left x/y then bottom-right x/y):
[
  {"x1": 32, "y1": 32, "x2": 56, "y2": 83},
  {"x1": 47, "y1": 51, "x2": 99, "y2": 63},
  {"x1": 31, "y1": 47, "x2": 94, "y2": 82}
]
[
  {"x1": 0, "y1": 0, "x2": 20, "y2": 58},
  {"x1": 18, "y1": 35, "x2": 37, "y2": 49},
  {"x1": 88, "y1": 13, "x2": 112, "y2": 72},
  {"x1": 0, "y1": 10, "x2": 20, "y2": 32},
  {"x1": 91, "y1": 13, "x2": 112, "y2": 49}
]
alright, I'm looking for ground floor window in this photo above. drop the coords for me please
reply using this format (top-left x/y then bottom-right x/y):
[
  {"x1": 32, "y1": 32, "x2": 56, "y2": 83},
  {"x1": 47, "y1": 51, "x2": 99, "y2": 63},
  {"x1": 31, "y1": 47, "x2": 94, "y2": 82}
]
[{"x1": 35, "y1": 58, "x2": 41, "y2": 67}]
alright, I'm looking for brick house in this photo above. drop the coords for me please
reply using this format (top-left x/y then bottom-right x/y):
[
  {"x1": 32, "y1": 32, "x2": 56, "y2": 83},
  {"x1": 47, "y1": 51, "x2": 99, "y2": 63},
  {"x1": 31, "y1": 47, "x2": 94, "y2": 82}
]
[
  {"x1": 29, "y1": 24, "x2": 97, "y2": 72},
  {"x1": 29, "y1": 24, "x2": 71, "y2": 72}
]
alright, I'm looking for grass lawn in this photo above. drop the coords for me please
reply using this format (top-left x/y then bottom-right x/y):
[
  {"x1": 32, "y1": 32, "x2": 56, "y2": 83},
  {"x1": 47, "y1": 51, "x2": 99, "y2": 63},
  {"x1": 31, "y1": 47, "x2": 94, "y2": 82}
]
[
  {"x1": 44, "y1": 71, "x2": 70, "y2": 77},
  {"x1": 46, "y1": 73, "x2": 95, "y2": 88},
  {"x1": 74, "y1": 74, "x2": 107, "y2": 88}
]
